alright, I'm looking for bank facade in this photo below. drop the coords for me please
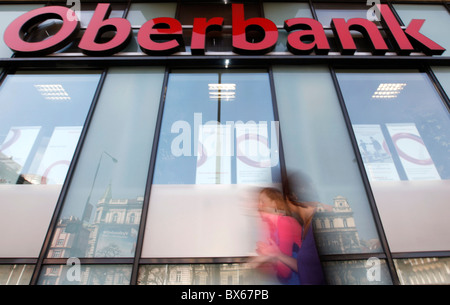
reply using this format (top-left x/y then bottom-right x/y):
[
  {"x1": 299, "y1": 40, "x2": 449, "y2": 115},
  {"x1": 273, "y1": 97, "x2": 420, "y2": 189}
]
[{"x1": 0, "y1": 0, "x2": 449, "y2": 285}]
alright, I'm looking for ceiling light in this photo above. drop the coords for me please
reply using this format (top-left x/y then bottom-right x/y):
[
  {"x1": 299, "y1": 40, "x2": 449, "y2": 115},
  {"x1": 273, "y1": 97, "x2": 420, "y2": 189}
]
[
  {"x1": 34, "y1": 84, "x2": 71, "y2": 101},
  {"x1": 208, "y1": 83, "x2": 236, "y2": 101},
  {"x1": 372, "y1": 83, "x2": 406, "y2": 100}
]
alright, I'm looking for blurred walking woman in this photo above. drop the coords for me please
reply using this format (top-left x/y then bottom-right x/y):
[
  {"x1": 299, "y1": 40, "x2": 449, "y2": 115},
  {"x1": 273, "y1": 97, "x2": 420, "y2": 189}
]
[{"x1": 254, "y1": 187, "x2": 303, "y2": 285}]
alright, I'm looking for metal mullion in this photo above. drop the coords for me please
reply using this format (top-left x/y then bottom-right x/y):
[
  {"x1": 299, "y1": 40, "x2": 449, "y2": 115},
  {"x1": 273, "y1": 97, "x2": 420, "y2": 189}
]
[
  {"x1": 426, "y1": 66, "x2": 450, "y2": 112},
  {"x1": 319, "y1": 253, "x2": 387, "y2": 262},
  {"x1": 29, "y1": 68, "x2": 109, "y2": 285},
  {"x1": 392, "y1": 251, "x2": 450, "y2": 259},
  {"x1": 309, "y1": 0, "x2": 319, "y2": 21},
  {"x1": 42, "y1": 258, "x2": 135, "y2": 265},
  {"x1": 129, "y1": 66, "x2": 170, "y2": 285},
  {"x1": 139, "y1": 257, "x2": 250, "y2": 265},
  {"x1": 328, "y1": 65, "x2": 400, "y2": 285},
  {"x1": 0, "y1": 258, "x2": 38, "y2": 265}
]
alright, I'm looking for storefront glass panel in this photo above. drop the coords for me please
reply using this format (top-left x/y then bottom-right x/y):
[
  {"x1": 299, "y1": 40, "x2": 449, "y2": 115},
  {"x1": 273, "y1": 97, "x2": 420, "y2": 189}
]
[
  {"x1": 394, "y1": 4, "x2": 450, "y2": 56},
  {"x1": 38, "y1": 264, "x2": 131, "y2": 285},
  {"x1": 272, "y1": 66, "x2": 382, "y2": 255},
  {"x1": 45, "y1": 67, "x2": 165, "y2": 259},
  {"x1": 143, "y1": 70, "x2": 282, "y2": 259},
  {"x1": 394, "y1": 257, "x2": 450, "y2": 285},
  {"x1": 0, "y1": 265, "x2": 34, "y2": 285},
  {"x1": 336, "y1": 70, "x2": 450, "y2": 253},
  {"x1": 0, "y1": 71, "x2": 101, "y2": 257}
]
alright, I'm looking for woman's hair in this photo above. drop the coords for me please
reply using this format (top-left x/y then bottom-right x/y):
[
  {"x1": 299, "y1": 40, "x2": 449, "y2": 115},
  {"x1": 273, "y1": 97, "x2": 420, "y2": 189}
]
[{"x1": 259, "y1": 187, "x2": 291, "y2": 216}]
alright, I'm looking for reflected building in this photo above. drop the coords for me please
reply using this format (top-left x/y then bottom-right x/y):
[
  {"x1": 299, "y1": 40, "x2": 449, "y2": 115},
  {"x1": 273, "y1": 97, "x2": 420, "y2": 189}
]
[
  {"x1": 88, "y1": 185, "x2": 141, "y2": 258},
  {"x1": 395, "y1": 257, "x2": 450, "y2": 285},
  {"x1": 314, "y1": 196, "x2": 381, "y2": 255},
  {"x1": 138, "y1": 263, "x2": 278, "y2": 285}
]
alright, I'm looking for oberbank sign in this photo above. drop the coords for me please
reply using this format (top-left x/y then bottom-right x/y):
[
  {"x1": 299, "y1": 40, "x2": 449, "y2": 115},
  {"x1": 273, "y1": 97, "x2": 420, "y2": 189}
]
[{"x1": 3, "y1": 3, "x2": 446, "y2": 57}]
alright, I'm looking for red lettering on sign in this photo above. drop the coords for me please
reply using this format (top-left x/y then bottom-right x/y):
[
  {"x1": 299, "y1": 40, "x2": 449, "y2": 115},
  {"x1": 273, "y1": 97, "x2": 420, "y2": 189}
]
[
  {"x1": 284, "y1": 18, "x2": 330, "y2": 55},
  {"x1": 78, "y1": 3, "x2": 131, "y2": 56},
  {"x1": 378, "y1": 4, "x2": 445, "y2": 55},
  {"x1": 191, "y1": 17, "x2": 224, "y2": 55},
  {"x1": 331, "y1": 18, "x2": 389, "y2": 55},
  {"x1": 232, "y1": 3, "x2": 278, "y2": 55},
  {"x1": 3, "y1": 6, "x2": 79, "y2": 56},
  {"x1": 138, "y1": 17, "x2": 184, "y2": 55}
]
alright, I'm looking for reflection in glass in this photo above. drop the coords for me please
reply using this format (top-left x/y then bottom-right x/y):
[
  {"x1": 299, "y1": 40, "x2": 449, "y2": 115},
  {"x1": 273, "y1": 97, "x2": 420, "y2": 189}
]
[
  {"x1": 143, "y1": 70, "x2": 281, "y2": 258},
  {"x1": 138, "y1": 264, "x2": 279, "y2": 285},
  {"x1": 314, "y1": 3, "x2": 380, "y2": 26},
  {"x1": 336, "y1": 70, "x2": 450, "y2": 252},
  {"x1": 45, "y1": 68, "x2": 164, "y2": 259},
  {"x1": 0, "y1": 71, "x2": 101, "y2": 258},
  {"x1": 0, "y1": 265, "x2": 34, "y2": 285},
  {"x1": 272, "y1": 66, "x2": 382, "y2": 255},
  {"x1": 263, "y1": 2, "x2": 312, "y2": 25},
  {"x1": 395, "y1": 257, "x2": 450, "y2": 285},
  {"x1": 323, "y1": 259, "x2": 392, "y2": 285},
  {"x1": 127, "y1": 3, "x2": 177, "y2": 27},
  {"x1": 38, "y1": 265, "x2": 131, "y2": 285}
]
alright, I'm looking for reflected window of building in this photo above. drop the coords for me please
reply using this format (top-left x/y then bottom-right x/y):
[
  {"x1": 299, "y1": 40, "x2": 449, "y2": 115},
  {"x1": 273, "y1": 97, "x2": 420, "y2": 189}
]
[
  {"x1": 43, "y1": 67, "x2": 165, "y2": 260},
  {"x1": 336, "y1": 70, "x2": 450, "y2": 253},
  {"x1": 394, "y1": 257, "x2": 450, "y2": 285},
  {"x1": 143, "y1": 69, "x2": 281, "y2": 259},
  {"x1": 138, "y1": 263, "x2": 279, "y2": 285},
  {"x1": 0, "y1": 71, "x2": 101, "y2": 258},
  {"x1": 0, "y1": 265, "x2": 34, "y2": 285}
]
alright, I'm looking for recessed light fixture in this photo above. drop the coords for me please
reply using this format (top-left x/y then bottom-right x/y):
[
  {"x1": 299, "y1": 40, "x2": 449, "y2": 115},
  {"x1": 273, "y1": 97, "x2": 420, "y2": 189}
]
[
  {"x1": 372, "y1": 83, "x2": 407, "y2": 99},
  {"x1": 34, "y1": 84, "x2": 71, "y2": 101}
]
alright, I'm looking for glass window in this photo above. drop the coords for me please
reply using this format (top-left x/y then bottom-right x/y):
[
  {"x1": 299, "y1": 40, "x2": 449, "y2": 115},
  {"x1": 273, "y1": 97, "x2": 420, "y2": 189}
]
[
  {"x1": 263, "y1": 2, "x2": 312, "y2": 25},
  {"x1": 127, "y1": 3, "x2": 177, "y2": 27},
  {"x1": 0, "y1": 71, "x2": 101, "y2": 257},
  {"x1": 45, "y1": 67, "x2": 165, "y2": 259},
  {"x1": 38, "y1": 265, "x2": 131, "y2": 285},
  {"x1": 394, "y1": 4, "x2": 450, "y2": 56},
  {"x1": 323, "y1": 259, "x2": 393, "y2": 285},
  {"x1": 272, "y1": 66, "x2": 382, "y2": 255},
  {"x1": 394, "y1": 257, "x2": 450, "y2": 285},
  {"x1": 314, "y1": 3, "x2": 377, "y2": 26},
  {"x1": 178, "y1": 3, "x2": 261, "y2": 26},
  {"x1": 0, "y1": 265, "x2": 34, "y2": 285},
  {"x1": 336, "y1": 70, "x2": 450, "y2": 253},
  {"x1": 0, "y1": 4, "x2": 44, "y2": 58},
  {"x1": 138, "y1": 263, "x2": 279, "y2": 285},
  {"x1": 142, "y1": 69, "x2": 281, "y2": 258}
]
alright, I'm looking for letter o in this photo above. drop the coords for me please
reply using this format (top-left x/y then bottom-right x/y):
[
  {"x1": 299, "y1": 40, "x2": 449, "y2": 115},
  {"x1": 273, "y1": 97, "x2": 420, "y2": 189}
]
[{"x1": 4, "y1": 6, "x2": 79, "y2": 56}]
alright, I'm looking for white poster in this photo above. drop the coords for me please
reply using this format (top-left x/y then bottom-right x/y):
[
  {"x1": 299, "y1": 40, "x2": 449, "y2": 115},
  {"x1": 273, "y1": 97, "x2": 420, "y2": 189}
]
[
  {"x1": 195, "y1": 124, "x2": 232, "y2": 184},
  {"x1": 37, "y1": 126, "x2": 82, "y2": 184},
  {"x1": 386, "y1": 123, "x2": 441, "y2": 181},
  {"x1": 353, "y1": 124, "x2": 400, "y2": 181},
  {"x1": 0, "y1": 126, "x2": 41, "y2": 183},
  {"x1": 235, "y1": 122, "x2": 273, "y2": 184}
]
